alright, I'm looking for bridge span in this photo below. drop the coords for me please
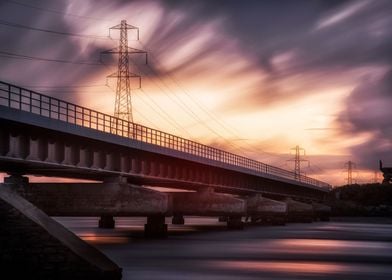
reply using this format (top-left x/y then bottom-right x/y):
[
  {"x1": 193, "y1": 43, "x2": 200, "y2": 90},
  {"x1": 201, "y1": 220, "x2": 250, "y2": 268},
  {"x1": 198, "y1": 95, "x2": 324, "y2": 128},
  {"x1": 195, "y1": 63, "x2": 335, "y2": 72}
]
[{"x1": 0, "y1": 80, "x2": 331, "y2": 232}]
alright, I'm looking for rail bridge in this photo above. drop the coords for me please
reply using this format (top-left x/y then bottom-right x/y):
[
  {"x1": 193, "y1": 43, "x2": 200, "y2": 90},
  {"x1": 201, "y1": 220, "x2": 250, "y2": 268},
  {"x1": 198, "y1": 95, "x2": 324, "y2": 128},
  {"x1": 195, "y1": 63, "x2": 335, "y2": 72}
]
[
  {"x1": 0, "y1": 80, "x2": 333, "y2": 278},
  {"x1": 0, "y1": 80, "x2": 331, "y2": 229}
]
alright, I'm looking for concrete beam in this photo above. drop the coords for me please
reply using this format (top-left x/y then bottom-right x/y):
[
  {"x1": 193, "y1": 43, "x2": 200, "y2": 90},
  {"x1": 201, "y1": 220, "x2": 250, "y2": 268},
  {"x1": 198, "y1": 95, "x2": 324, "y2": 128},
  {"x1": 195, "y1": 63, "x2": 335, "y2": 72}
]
[
  {"x1": 170, "y1": 188, "x2": 246, "y2": 217},
  {"x1": 4, "y1": 179, "x2": 170, "y2": 217},
  {"x1": 246, "y1": 194, "x2": 287, "y2": 225},
  {"x1": 285, "y1": 198, "x2": 314, "y2": 223}
]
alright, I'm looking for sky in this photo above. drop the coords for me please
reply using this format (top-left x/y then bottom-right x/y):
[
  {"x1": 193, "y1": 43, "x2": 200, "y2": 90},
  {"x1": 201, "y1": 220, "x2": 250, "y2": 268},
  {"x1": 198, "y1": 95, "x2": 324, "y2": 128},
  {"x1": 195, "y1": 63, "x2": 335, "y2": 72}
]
[{"x1": 0, "y1": 0, "x2": 391, "y2": 186}]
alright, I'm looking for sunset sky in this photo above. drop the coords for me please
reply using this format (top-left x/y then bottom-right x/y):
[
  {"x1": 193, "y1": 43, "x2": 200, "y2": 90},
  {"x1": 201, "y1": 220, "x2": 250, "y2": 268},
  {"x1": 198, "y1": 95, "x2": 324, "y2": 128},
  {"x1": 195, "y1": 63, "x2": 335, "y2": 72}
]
[{"x1": 0, "y1": 0, "x2": 391, "y2": 186}]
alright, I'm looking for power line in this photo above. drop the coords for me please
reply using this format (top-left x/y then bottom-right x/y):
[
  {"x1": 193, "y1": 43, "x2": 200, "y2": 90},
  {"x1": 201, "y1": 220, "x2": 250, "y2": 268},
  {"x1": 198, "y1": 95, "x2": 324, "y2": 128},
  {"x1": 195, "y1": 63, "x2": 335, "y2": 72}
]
[
  {"x1": 5, "y1": 0, "x2": 113, "y2": 22},
  {"x1": 0, "y1": 19, "x2": 111, "y2": 40},
  {"x1": 138, "y1": 41, "x2": 282, "y2": 160},
  {"x1": 0, "y1": 50, "x2": 103, "y2": 66}
]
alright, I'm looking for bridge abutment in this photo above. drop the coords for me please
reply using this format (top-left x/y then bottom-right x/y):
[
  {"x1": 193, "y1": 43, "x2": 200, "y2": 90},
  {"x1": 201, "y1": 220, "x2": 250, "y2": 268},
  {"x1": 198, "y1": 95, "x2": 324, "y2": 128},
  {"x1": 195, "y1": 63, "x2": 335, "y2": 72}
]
[{"x1": 0, "y1": 183, "x2": 122, "y2": 279}]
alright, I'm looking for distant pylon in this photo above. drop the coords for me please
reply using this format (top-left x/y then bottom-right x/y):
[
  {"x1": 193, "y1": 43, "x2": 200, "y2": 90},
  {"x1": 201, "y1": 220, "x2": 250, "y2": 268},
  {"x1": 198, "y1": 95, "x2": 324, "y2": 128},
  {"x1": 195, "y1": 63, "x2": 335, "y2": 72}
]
[
  {"x1": 345, "y1": 161, "x2": 355, "y2": 185},
  {"x1": 287, "y1": 145, "x2": 309, "y2": 180},
  {"x1": 101, "y1": 20, "x2": 147, "y2": 124}
]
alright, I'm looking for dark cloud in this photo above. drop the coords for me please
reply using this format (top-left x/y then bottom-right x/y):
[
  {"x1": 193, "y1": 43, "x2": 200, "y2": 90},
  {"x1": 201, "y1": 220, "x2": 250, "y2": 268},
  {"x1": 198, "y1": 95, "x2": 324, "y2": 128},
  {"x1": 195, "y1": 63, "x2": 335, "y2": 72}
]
[
  {"x1": 0, "y1": 0, "x2": 110, "y2": 104},
  {"x1": 337, "y1": 69, "x2": 392, "y2": 168}
]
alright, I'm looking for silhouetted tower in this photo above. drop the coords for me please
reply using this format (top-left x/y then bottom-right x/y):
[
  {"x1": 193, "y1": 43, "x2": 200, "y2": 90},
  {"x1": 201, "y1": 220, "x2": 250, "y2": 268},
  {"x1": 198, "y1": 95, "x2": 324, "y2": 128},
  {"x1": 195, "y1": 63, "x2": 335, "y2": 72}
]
[
  {"x1": 102, "y1": 20, "x2": 147, "y2": 124},
  {"x1": 287, "y1": 145, "x2": 309, "y2": 180},
  {"x1": 345, "y1": 161, "x2": 355, "y2": 185}
]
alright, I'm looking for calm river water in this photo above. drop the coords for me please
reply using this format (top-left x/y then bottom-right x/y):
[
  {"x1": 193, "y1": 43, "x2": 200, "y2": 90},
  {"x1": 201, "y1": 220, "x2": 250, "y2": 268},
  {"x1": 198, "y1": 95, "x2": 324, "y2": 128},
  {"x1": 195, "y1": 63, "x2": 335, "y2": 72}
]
[{"x1": 56, "y1": 217, "x2": 392, "y2": 280}]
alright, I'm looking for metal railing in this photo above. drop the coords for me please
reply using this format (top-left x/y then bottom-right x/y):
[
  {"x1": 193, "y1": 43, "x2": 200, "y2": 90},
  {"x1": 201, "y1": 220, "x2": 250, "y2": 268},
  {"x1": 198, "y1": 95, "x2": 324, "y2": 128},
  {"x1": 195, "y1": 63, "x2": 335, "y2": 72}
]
[{"x1": 0, "y1": 81, "x2": 332, "y2": 190}]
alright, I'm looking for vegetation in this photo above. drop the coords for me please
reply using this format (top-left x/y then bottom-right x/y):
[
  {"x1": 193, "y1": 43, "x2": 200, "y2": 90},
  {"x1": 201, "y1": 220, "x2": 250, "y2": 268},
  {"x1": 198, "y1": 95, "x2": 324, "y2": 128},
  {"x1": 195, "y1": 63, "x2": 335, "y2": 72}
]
[{"x1": 329, "y1": 183, "x2": 392, "y2": 216}]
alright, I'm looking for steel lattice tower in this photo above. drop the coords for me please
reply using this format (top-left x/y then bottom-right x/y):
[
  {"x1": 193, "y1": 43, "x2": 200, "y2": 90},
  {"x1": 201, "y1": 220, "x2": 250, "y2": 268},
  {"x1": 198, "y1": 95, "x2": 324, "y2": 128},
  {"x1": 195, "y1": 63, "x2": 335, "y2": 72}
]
[
  {"x1": 345, "y1": 160, "x2": 355, "y2": 185},
  {"x1": 102, "y1": 20, "x2": 147, "y2": 123},
  {"x1": 287, "y1": 145, "x2": 309, "y2": 180}
]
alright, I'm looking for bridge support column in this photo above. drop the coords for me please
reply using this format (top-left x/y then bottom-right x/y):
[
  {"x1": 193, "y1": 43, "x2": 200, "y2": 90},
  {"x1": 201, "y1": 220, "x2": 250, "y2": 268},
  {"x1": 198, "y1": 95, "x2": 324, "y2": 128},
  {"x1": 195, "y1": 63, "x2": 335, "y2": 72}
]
[
  {"x1": 26, "y1": 136, "x2": 45, "y2": 161},
  {"x1": 6, "y1": 133, "x2": 27, "y2": 158},
  {"x1": 144, "y1": 215, "x2": 168, "y2": 238},
  {"x1": 172, "y1": 214, "x2": 185, "y2": 225},
  {"x1": 62, "y1": 144, "x2": 76, "y2": 165},
  {"x1": 246, "y1": 194, "x2": 287, "y2": 225},
  {"x1": 227, "y1": 216, "x2": 244, "y2": 230},
  {"x1": 170, "y1": 187, "x2": 246, "y2": 229},
  {"x1": 46, "y1": 140, "x2": 62, "y2": 163},
  {"x1": 285, "y1": 198, "x2": 314, "y2": 223},
  {"x1": 98, "y1": 215, "x2": 115, "y2": 229},
  {"x1": 312, "y1": 202, "x2": 331, "y2": 221},
  {"x1": 77, "y1": 146, "x2": 92, "y2": 168}
]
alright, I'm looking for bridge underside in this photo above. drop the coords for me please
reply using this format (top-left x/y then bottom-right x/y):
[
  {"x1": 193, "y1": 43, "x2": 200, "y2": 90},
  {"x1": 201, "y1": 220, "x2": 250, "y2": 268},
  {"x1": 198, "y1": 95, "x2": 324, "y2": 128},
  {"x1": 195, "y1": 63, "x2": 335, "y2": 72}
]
[{"x1": 0, "y1": 119, "x2": 327, "y2": 201}]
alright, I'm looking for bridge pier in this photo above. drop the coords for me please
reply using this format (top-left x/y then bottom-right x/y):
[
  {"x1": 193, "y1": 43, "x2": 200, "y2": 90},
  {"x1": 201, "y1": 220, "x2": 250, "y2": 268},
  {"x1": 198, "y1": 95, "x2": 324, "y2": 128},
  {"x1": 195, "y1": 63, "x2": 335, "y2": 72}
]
[
  {"x1": 170, "y1": 187, "x2": 246, "y2": 229},
  {"x1": 285, "y1": 198, "x2": 314, "y2": 223},
  {"x1": 312, "y1": 202, "x2": 331, "y2": 221},
  {"x1": 172, "y1": 214, "x2": 185, "y2": 225},
  {"x1": 99, "y1": 215, "x2": 116, "y2": 229},
  {"x1": 144, "y1": 215, "x2": 168, "y2": 238},
  {"x1": 246, "y1": 194, "x2": 287, "y2": 225}
]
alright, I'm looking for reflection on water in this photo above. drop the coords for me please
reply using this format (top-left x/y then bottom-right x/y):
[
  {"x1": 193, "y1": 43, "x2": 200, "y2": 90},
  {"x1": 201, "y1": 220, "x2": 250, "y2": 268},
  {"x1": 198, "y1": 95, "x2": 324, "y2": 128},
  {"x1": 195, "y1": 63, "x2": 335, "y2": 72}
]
[{"x1": 57, "y1": 217, "x2": 392, "y2": 280}]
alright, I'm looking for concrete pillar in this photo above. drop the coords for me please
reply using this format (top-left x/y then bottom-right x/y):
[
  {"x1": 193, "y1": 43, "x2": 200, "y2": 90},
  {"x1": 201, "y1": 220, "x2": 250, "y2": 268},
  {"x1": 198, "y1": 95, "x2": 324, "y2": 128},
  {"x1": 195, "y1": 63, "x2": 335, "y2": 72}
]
[
  {"x1": 98, "y1": 215, "x2": 115, "y2": 229},
  {"x1": 159, "y1": 163, "x2": 166, "y2": 177},
  {"x1": 120, "y1": 154, "x2": 131, "y2": 173},
  {"x1": 141, "y1": 159, "x2": 150, "y2": 175},
  {"x1": 92, "y1": 150, "x2": 105, "y2": 169},
  {"x1": 46, "y1": 140, "x2": 62, "y2": 163},
  {"x1": 62, "y1": 144, "x2": 76, "y2": 166},
  {"x1": 172, "y1": 214, "x2": 185, "y2": 225},
  {"x1": 6, "y1": 134, "x2": 27, "y2": 158},
  {"x1": 218, "y1": 216, "x2": 228, "y2": 222},
  {"x1": 131, "y1": 158, "x2": 141, "y2": 173},
  {"x1": 104, "y1": 152, "x2": 120, "y2": 171},
  {"x1": 0, "y1": 130, "x2": 10, "y2": 156},
  {"x1": 77, "y1": 147, "x2": 92, "y2": 168},
  {"x1": 227, "y1": 216, "x2": 244, "y2": 230},
  {"x1": 26, "y1": 136, "x2": 45, "y2": 161},
  {"x1": 144, "y1": 215, "x2": 168, "y2": 238}
]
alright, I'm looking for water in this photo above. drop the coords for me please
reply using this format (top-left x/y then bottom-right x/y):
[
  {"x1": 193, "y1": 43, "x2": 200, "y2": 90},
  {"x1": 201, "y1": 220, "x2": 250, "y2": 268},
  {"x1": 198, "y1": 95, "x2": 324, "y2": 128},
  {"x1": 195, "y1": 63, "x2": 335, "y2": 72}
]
[{"x1": 56, "y1": 217, "x2": 392, "y2": 280}]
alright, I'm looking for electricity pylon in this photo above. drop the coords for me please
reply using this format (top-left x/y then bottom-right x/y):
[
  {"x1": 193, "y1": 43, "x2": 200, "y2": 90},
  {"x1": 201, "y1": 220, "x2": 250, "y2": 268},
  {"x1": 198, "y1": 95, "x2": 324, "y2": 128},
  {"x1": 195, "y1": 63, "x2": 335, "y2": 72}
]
[
  {"x1": 101, "y1": 20, "x2": 147, "y2": 125},
  {"x1": 287, "y1": 145, "x2": 309, "y2": 180},
  {"x1": 345, "y1": 161, "x2": 355, "y2": 185}
]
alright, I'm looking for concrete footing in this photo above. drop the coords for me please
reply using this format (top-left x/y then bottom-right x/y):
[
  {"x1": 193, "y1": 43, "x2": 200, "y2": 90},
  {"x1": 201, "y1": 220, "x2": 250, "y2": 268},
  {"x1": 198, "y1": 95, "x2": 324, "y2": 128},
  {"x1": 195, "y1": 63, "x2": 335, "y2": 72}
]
[
  {"x1": 144, "y1": 215, "x2": 168, "y2": 238},
  {"x1": 285, "y1": 198, "x2": 314, "y2": 223},
  {"x1": 99, "y1": 216, "x2": 115, "y2": 229},
  {"x1": 218, "y1": 216, "x2": 228, "y2": 222},
  {"x1": 246, "y1": 194, "x2": 287, "y2": 225},
  {"x1": 172, "y1": 214, "x2": 185, "y2": 225},
  {"x1": 227, "y1": 216, "x2": 244, "y2": 230}
]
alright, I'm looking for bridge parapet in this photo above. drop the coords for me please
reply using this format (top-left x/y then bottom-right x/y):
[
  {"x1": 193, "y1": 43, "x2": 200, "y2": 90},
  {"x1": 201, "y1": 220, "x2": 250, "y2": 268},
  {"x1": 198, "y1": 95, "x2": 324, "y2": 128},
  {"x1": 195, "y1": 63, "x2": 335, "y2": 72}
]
[{"x1": 0, "y1": 81, "x2": 331, "y2": 191}]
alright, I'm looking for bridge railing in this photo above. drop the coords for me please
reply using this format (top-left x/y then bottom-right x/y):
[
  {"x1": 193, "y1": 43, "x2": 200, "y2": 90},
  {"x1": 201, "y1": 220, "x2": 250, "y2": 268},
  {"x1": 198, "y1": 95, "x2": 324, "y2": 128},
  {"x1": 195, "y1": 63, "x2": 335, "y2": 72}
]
[{"x1": 0, "y1": 81, "x2": 331, "y2": 190}]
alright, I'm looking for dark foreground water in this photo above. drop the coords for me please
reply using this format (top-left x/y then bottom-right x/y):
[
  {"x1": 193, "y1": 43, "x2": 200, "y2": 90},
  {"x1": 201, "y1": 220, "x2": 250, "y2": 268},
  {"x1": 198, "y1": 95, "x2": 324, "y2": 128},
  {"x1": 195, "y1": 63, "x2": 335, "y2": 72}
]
[{"x1": 56, "y1": 217, "x2": 392, "y2": 280}]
